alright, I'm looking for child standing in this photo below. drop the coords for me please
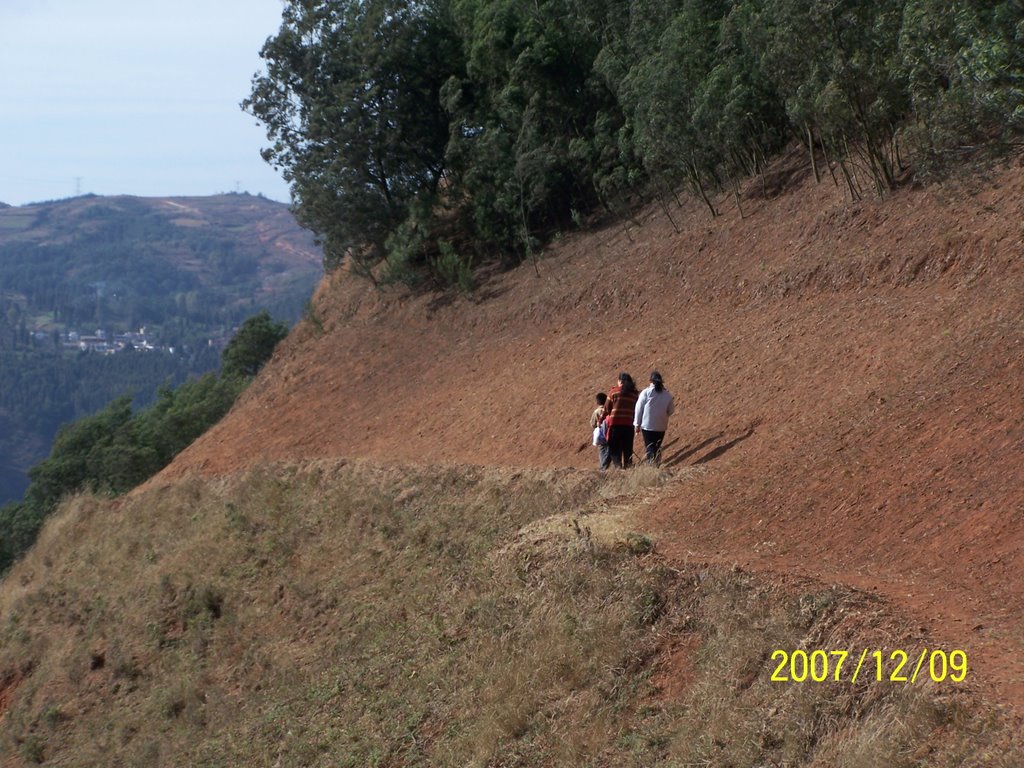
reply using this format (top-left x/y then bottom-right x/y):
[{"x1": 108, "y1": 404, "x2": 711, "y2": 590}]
[{"x1": 590, "y1": 392, "x2": 608, "y2": 468}]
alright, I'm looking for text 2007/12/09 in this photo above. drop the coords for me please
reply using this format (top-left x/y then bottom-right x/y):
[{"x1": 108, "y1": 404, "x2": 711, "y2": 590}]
[{"x1": 770, "y1": 649, "x2": 968, "y2": 683}]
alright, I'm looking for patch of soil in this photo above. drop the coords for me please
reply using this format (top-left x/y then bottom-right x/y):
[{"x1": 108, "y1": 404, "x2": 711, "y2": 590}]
[
  {"x1": 0, "y1": 667, "x2": 25, "y2": 722},
  {"x1": 651, "y1": 633, "x2": 702, "y2": 700},
  {"x1": 157, "y1": 155, "x2": 1024, "y2": 711}
]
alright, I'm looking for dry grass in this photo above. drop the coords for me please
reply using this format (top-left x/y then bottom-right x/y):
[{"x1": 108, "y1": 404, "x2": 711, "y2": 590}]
[{"x1": 0, "y1": 461, "x2": 1019, "y2": 766}]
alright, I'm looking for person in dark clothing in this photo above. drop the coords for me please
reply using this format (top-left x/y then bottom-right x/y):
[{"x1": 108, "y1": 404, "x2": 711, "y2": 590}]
[{"x1": 602, "y1": 372, "x2": 639, "y2": 469}]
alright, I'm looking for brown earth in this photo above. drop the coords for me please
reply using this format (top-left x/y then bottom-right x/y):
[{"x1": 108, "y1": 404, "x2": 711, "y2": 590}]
[{"x1": 158, "y1": 151, "x2": 1024, "y2": 711}]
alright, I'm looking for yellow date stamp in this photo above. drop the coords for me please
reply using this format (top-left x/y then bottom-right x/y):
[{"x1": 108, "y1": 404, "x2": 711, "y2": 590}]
[{"x1": 770, "y1": 649, "x2": 968, "y2": 683}]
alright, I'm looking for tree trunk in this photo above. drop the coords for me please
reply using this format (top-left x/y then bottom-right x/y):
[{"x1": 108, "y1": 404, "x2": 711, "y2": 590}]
[
  {"x1": 806, "y1": 123, "x2": 821, "y2": 184},
  {"x1": 820, "y1": 137, "x2": 839, "y2": 186},
  {"x1": 837, "y1": 142, "x2": 861, "y2": 202},
  {"x1": 657, "y1": 191, "x2": 682, "y2": 233},
  {"x1": 690, "y1": 162, "x2": 718, "y2": 218}
]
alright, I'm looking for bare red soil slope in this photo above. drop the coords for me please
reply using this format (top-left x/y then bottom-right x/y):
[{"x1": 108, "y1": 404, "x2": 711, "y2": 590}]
[{"x1": 161, "y1": 157, "x2": 1024, "y2": 707}]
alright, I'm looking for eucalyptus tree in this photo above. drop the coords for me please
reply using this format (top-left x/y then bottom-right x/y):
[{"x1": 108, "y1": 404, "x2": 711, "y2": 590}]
[
  {"x1": 899, "y1": 0, "x2": 1024, "y2": 172},
  {"x1": 245, "y1": 0, "x2": 463, "y2": 280},
  {"x1": 443, "y1": 0, "x2": 626, "y2": 258},
  {"x1": 690, "y1": 1, "x2": 788, "y2": 207},
  {"x1": 756, "y1": 0, "x2": 911, "y2": 195},
  {"x1": 614, "y1": 0, "x2": 735, "y2": 215}
]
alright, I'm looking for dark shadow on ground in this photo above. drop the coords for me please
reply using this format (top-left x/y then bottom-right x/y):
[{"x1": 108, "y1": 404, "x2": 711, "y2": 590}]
[
  {"x1": 658, "y1": 437, "x2": 681, "y2": 454},
  {"x1": 661, "y1": 424, "x2": 758, "y2": 468},
  {"x1": 662, "y1": 433, "x2": 724, "y2": 468},
  {"x1": 693, "y1": 425, "x2": 757, "y2": 465}
]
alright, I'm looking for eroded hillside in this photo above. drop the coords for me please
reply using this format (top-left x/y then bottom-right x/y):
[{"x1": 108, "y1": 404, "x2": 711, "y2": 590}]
[
  {"x1": 2, "y1": 158, "x2": 1023, "y2": 765},
  {"x1": 161, "y1": 159, "x2": 1024, "y2": 708}
]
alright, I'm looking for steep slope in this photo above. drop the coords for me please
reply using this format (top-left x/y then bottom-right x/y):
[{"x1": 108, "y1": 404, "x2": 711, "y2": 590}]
[{"x1": 161, "y1": 156, "x2": 1024, "y2": 708}]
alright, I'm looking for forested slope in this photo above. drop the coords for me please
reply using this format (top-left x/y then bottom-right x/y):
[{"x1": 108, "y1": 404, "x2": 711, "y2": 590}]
[{"x1": 246, "y1": 0, "x2": 1022, "y2": 287}]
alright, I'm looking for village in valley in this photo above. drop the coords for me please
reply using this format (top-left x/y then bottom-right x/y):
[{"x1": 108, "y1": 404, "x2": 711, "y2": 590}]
[
  {"x1": 30, "y1": 326, "x2": 233, "y2": 356},
  {"x1": 55, "y1": 327, "x2": 170, "y2": 355}
]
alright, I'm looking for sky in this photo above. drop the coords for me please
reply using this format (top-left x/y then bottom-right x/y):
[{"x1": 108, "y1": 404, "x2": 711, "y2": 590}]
[{"x1": 0, "y1": 0, "x2": 292, "y2": 207}]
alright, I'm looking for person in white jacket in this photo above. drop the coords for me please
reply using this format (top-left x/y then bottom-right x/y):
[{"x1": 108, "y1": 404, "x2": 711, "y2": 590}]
[{"x1": 634, "y1": 371, "x2": 675, "y2": 465}]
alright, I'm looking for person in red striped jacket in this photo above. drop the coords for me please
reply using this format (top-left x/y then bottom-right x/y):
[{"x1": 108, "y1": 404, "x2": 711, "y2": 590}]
[{"x1": 602, "y1": 372, "x2": 639, "y2": 469}]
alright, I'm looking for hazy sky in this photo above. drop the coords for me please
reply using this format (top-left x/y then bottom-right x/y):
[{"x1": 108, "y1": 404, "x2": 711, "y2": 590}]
[{"x1": 1, "y1": 0, "x2": 292, "y2": 207}]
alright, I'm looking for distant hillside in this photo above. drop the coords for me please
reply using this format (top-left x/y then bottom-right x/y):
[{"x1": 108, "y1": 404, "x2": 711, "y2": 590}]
[
  {"x1": 0, "y1": 193, "x2": 321, "y2": 332},
  {"x1": 0, "y1": 193, "x2": 322, "y2": 504}
]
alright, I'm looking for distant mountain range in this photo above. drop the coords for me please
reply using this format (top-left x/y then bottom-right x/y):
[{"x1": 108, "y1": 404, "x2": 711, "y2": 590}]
[
  {"x1": 0, "y1": 192, "x2": 323, "y2": 504},
  {"x1": 0, "y1": 192, "x2": 321, "y2": 327}
]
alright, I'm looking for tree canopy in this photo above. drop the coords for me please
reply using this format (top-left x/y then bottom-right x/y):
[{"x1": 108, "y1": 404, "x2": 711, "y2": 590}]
[
  {"x1": 221, "y1": 310, "x2": 289, "y2": 379},
  {"x1": 245, "y1": 0, "x2": 462, "y2": 281},
  {"x1": 247, "y1": 0, "x2": 1024, "y2": 287}
]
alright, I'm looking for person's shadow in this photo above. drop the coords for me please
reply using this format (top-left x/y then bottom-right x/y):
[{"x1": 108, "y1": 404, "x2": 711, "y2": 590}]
[{"x1": 662, "y1": 423, "x2": 757, "y2": 468}]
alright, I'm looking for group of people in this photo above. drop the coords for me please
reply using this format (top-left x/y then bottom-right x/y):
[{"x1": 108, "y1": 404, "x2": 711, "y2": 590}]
[{"x1": 590, "y1": 371, "x2": 675, "y2": 469}]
